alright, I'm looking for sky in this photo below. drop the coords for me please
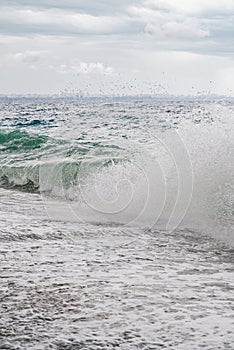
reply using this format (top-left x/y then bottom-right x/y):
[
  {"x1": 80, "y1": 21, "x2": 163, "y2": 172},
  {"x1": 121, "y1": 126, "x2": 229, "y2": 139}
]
[{"x1": 0, "y1": 0, "x2": 234, "y2": 96}]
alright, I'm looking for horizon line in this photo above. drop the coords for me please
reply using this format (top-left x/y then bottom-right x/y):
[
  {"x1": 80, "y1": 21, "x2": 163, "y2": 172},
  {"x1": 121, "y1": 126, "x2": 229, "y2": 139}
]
[{"x1": 0, "y1": 93, "x2": 233, "y2": 101}]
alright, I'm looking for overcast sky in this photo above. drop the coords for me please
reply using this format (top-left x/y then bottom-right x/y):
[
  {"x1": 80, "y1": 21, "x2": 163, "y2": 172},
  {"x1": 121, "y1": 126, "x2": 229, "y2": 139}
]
[{"x1": 0, "y1": 0, "x2": 234, "y2": 96}]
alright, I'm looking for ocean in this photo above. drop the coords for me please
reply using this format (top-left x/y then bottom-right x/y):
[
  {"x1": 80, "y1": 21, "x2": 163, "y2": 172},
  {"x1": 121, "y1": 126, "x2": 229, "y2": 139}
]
[{"x1": 0, "y1": 99, "x2": 233, "y2": 349}]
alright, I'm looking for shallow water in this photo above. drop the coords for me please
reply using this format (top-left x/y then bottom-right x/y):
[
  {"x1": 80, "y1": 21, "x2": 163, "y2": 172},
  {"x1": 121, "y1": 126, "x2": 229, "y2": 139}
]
[{"x1": 0, "y1": 99, "x2": 233, "y2": 349}]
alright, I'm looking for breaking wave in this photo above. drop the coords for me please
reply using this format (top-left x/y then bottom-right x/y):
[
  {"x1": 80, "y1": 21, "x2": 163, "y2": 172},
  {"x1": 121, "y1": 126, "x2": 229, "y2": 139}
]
[{"x1": 0, "y1": 102, "x2": 233, "y2": 244}]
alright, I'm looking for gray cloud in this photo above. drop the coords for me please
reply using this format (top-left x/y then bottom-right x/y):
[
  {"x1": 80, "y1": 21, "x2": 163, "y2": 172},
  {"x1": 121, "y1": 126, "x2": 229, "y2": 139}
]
[
  {"x1": 143, "y1": 0, "x2": 234, "y2": 16},
  {"x1": 0, "y1": 1, "x2": 233, "y2": 57},
  {"x1": 0, "y1": 0, "x2": 138, "y2": 16},
  {"x1": 8, "y1": 50, "x2": 48, "y2": 64},
  {"x1": 0, "y1": 0, "x2": 234, "y2": 95},
  {"x1": 0, "y1": 6, "x2": 143, "y2": 36}
]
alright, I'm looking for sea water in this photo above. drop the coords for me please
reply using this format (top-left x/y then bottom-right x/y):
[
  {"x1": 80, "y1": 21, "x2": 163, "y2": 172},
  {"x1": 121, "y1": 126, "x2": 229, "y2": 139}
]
[{"x1": 0, "y1": 99, "x2": 233, "y2": 349}]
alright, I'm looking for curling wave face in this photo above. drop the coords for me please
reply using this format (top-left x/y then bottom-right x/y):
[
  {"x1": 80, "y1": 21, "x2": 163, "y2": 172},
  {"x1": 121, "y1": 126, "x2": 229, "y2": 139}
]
[{"x1": 0, "y1": 100, "x2": 233, "y2": 243}]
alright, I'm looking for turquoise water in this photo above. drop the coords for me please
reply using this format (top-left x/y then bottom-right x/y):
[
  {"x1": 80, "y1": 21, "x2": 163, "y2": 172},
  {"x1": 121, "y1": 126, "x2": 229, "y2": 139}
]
[{"x1": 0, "y1": 99, "x2": 233, "y2": 349}]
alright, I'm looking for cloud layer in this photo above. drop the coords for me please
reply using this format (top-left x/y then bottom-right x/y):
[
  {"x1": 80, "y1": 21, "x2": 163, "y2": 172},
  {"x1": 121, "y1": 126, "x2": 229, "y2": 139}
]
[
  {"x1": 0, "y1": 0, "x2": 233, "y2": 51},
  {"x1": 0, "y1": 0, "x2": 234, "y2": 95}
]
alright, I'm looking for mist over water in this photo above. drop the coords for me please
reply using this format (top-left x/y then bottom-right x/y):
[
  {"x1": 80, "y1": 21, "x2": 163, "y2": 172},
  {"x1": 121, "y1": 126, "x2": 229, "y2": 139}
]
[
  {"x1": 0, "y1": 100, "x2": 233, "y2": 243},
  {"x1": 180, "y1": 103, "x2": 234, "y2": 243},
  {"x1": 0, "y1": 99, "x2": 234, "y2": 350}
]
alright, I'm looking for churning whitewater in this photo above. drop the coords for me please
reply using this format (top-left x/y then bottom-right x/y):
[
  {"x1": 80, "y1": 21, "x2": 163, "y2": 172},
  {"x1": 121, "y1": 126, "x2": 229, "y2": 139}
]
[{"x1": 0, "y1": 99, "x2": 234, "y2": 349}]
